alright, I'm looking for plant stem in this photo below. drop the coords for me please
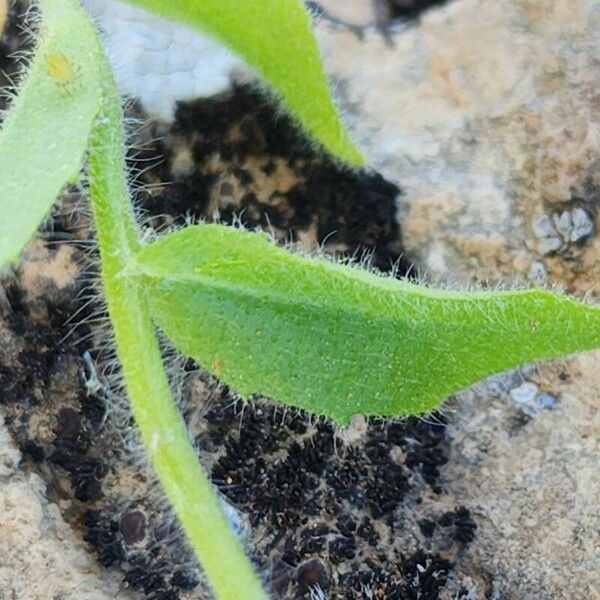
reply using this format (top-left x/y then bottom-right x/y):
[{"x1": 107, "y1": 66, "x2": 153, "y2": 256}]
[{"x1": 87, "y1": 78, "x2": 267, "y2": 600}]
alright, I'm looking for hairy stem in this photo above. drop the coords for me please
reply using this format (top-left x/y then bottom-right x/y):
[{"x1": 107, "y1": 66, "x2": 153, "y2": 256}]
[{"x1": 87, "y1": 56, "x2": 267, "y2": 600}]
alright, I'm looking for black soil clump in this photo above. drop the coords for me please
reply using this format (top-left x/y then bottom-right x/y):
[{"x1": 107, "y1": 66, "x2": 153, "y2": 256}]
[
  {"x1": 197, "y1": 392, "x2": 472, "y2": 598},
  {"x1": 385, "y1": 0, "x2": 451, "y2": 22},
  {"x1": 309, "y1": 0, "x2": 452, "y2": 32},
  {"x1": 0, "y1": 276, "x2": 108, "y2": 508},
  {"x1": 137, "y1": 84, "x2": 411, "y2": 275}
]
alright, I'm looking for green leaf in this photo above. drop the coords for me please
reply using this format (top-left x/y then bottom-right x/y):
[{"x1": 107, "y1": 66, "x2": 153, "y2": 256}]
[
  {"x1": 0, "y1": 0, "x2": 104, "y2": 269},
  {"x1": 124, "y1": 0, "x2": 365, "y2": 167},
  {"x1": 135, "y1": 224, "x2": 600, "y2": 425}
]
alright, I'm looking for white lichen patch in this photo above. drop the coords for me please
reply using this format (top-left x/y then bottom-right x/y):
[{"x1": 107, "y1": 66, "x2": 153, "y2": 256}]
[{"x1": 84, "y1": 0, "x2": 246, "y2": 121}]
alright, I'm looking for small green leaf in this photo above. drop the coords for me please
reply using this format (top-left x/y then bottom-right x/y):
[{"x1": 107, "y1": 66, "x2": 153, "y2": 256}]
[
  {"x1": 124, "y1": 0, "x2": 365, "y2": 167},
  {"x1": 0, "y1": 0, "x2": 104, "y2": 269},
  {"x1": 136, "y1": 224, "x2": 600, "y2": 425}
]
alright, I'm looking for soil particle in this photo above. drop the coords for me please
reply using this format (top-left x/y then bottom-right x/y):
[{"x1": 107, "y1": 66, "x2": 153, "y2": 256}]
[
  {"x1": 438, "y1": 506, "x2": 477, "y2": 544},
  {"x1": 296, "y1": 557, "x2": 330, "y2": 595},
  {"x1": 120, "y1": 509, "x2": 148, "y2": 546},
  {"x1": 384, "y1": 0, "x2": 452, "y2": 22}
]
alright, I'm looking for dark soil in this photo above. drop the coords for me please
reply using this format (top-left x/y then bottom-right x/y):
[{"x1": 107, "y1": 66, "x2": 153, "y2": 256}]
[
  {"x1": 309, "y1": 0, "x2": 453, "y2": 31},
  {"x1": 0, "y1": 3, "x2": 482, "y2": 599},
  {"x1": 136, "y1": 84, "x2": 410, "y2": 275},
  {"x1": 0, "y1": 0, "x2": 35, "y2": 113},
  {"x1": 385, "y1": 0, "x2": 451, "y2": 21}
]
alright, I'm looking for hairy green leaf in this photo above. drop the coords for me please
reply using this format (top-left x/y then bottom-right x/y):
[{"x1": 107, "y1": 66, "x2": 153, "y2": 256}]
[
  {"x1": 136, "y1": 224, "x2": 600, "y2": 425},
  {"x1": 125, "y1": 0, "x2": 364, "y2": 167},
  {"x1": 0, "y1": 0, "x2": 104, "y2": 269}
]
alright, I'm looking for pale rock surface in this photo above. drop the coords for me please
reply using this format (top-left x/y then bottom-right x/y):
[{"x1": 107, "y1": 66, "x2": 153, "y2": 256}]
[
  {"x1": 0, "y1": 0, "x2": 7, "y2": 37},
  {"x1": 316, "y1": 0, "x2": 379, "y2": 27},
  {"x1": 317, "y1": 0, "x2": 600, "y2": 292},
  {"x1": 0, "y1": 416, "x2": 136, "y2": 600},
  {"x1": 446, "y1": 357, "x2": 600, "y2": 599}
]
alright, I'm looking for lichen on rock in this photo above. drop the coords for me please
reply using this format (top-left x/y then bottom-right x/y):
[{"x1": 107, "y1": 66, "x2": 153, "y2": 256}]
[{"x1": 318, "y1": 0, "x2": 600, "y2": 292}]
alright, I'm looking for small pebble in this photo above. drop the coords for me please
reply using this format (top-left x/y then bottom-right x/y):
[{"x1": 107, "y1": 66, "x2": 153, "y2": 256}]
[
  {"x1": 510, "y1": 382, "x2": 539, "y2": 416},
  {"x1": 570, "y1": 207, "x2": 594, "y2": 243},
  {"x1": 529, "y1": 261, "x2": 548, "y2": 283},
  {"x1": 537, "y1": 393, "x2": 557, "y2": 411},
  {"x1": 510, "y1": 383, "x2": 557, "y2": 416},
  {"x1": 532, "y1": 215, "x2": 562, "y2": 255},
  {"x1": 552, "y1": 210, "x2": 572, "y2": 241}
]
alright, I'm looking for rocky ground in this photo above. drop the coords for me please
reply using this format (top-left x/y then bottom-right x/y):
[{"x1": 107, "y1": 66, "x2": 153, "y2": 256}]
[{"x1": 1, "y1": 0, "x2": 599, "y2": 599}]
